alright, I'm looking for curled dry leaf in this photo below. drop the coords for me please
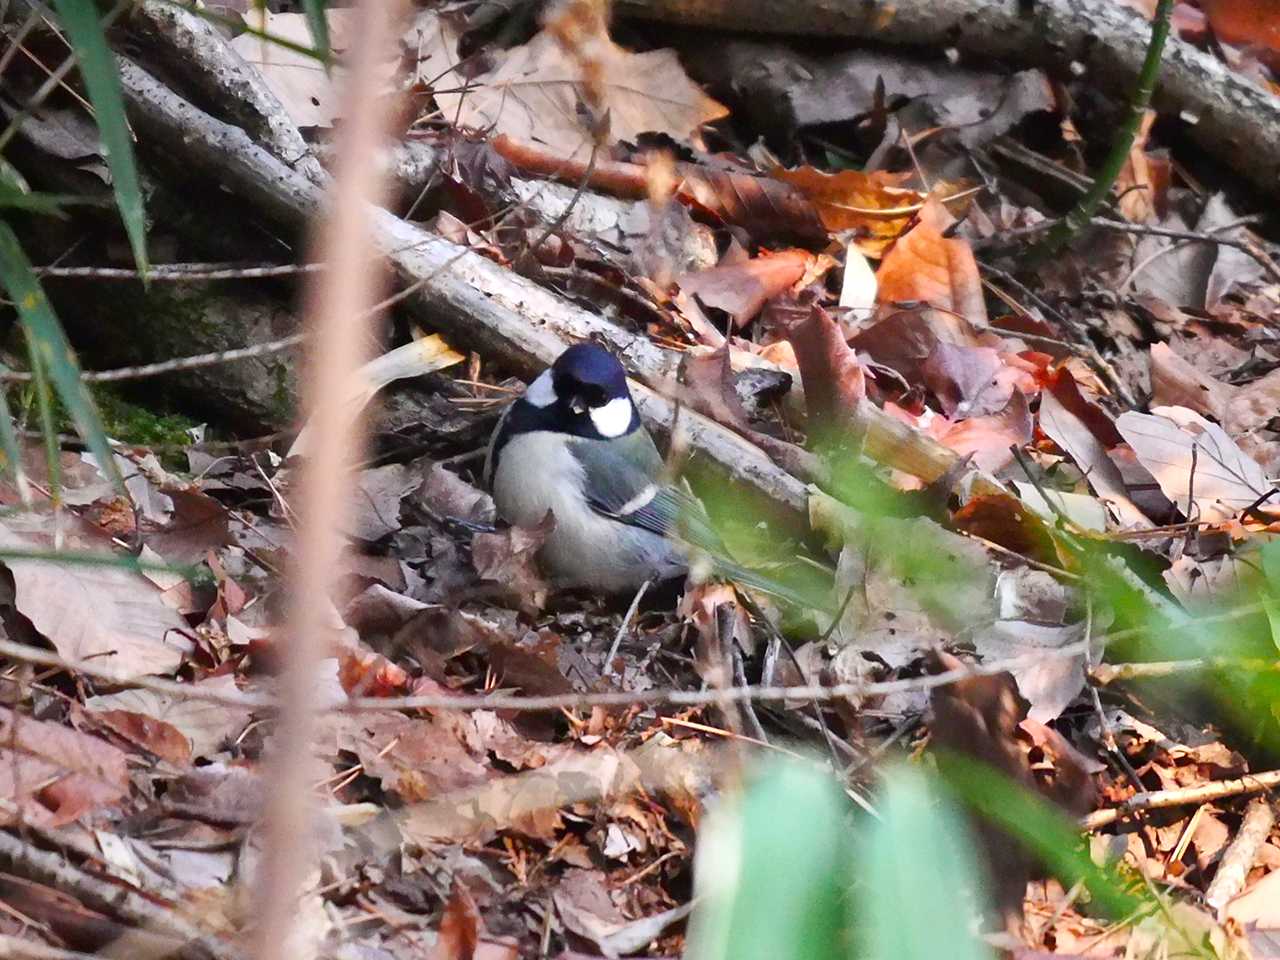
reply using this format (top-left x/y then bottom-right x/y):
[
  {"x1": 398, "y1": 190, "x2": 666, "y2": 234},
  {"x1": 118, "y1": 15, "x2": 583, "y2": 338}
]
[
  {"x1": 875, "y1": 196, "x2": 987, "y2": 326},
  {"x1": 0, "y1": 707, "x2": 129, "y2": 827},
  {"x1": 675, "y1": 248, "x2": 814, "y2": 330},
  {"x1": 492, "y1": 136, "x2": 828, "y2": 243},
  {"x1": 435, "y1": 7, "x2": 727, "y2": 160},
  {"x1": 1116, "y1": 406, "x2": 1277, "y2": 522},
  {"x1": 785, "y1": 304, "x2": 866, "y2": 431}
]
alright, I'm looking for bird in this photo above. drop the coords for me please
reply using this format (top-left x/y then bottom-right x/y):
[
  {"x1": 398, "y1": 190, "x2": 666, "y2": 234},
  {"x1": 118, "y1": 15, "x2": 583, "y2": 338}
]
[
  {"x1": 484, "y1": 342, "x2": 819, "y2": 606},
  {"x1": 484, "y1": 342, "x2": 692, "y2": 592}
]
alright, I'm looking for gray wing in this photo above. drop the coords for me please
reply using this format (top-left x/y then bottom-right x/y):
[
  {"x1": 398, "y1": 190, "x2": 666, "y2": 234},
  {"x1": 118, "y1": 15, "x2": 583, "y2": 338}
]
[{"x1": 567, "y1": 432, "x2": 702, "y2": 540}]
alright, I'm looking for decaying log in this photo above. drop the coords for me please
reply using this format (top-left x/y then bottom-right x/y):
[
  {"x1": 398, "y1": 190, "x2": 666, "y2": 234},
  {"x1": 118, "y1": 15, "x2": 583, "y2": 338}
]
[
  {"x1": 128, "y1": 0, "x2": 324, "y2": 182},
  {"x1": 617, "y1": 0, "x2": 1280, "y2": 195}
]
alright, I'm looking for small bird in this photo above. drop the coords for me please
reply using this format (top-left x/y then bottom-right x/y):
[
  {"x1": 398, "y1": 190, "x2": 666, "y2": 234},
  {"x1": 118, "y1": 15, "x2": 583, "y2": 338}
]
[
  {"x1": 484, "y1": 343, "x2": 825, "y2": 609},
  {"x1": 484, "y1": 342, "x2": 692, "y2": 592}
]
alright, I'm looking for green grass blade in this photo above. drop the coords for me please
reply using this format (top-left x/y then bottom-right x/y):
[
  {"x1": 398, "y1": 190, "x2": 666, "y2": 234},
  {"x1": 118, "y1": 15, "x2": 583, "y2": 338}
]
[
  {"x1": 937, "y1": 751, "x2": 1142, "y2": 918},
  {"x1": 50, "y1": 0, "x2": 149, "y2": 276},
  {"x1": 860, "y1": 765, "x2": 995, "y2": 960},
  {"x1": 0, "y1": 378, "x2": 31, "y2": 505},
  {"x1": 0, "y1": 222, "x2": 124, "y2": 493},
  {"x1": 25, "y1": 336, "x2": 62, "y2": 508},
  {"x1": 686, "y1": 760, "x2": 855, "y2": 960},
  {"x1": 300, "y1": 0, "x2": 330, "y2": 62}
]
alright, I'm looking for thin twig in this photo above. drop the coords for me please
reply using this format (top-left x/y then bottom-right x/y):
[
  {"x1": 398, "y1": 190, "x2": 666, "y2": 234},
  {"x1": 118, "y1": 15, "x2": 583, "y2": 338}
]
[
  {"x1": 33, "y1": 262, "x2": 325, "y2": 281},
  {"x1": 0, "y1": 830, "x2": 237, "y2": 960},
  {"x1": 1084, "y1": 769, "x2": 1280, "y2": 831},
  {"x1": 606, "y1": 578, "x2": 650, "y2": 676},
  {"x1": 0, "y1": 602, "x2": 1270, "y2": 714}
]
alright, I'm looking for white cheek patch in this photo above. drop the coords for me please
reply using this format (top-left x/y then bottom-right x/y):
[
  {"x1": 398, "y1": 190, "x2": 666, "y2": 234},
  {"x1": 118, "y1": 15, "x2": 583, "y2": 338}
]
[
  {"x1": 590, "y1": 397, "x2": 633, "y2": 438},
  {"x1": 524, "y1": 369, "x2": 557, "y2": 408}
]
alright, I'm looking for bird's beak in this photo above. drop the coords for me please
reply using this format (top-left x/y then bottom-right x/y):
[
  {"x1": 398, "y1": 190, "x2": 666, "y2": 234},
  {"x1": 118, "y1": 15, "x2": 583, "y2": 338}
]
[{"x1": 569, "y1": 397, "x2": 588, "y2": 415}]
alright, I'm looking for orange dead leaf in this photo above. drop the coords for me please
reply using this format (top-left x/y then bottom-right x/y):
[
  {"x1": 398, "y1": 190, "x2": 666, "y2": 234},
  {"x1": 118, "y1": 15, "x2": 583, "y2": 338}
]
[
  {"x1": 1115, "y1": 110, "x2": 1158, "y2": 222},
  {"x1": 1202, "y1": 0, "x2": 1280, "y2": 60},
  {"x1": 875, "y1": 196, "x2": 987, "y2": 325},
  {"x1": 771, "y1": 165, "x2": 923, "y2": 254}
]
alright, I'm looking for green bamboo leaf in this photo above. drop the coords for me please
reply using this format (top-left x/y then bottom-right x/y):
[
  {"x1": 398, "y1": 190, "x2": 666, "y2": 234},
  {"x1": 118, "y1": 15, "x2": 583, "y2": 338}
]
[
  {"x1": 0, "y1": 222, "x2": 123, "y2": 493},
  {"x1": 0, "y1": 374, "x2": 31, "y2": 505},
  {"x1": 936, "y1": 751, "x2": 1141, "y2": 918},
  {"x1": 686, "y1": 760, "x2": 856, "y2": 960},
  {"x1": 50, "y1": 0, "x2": 149, "y2": 276},
  {"x1": 300, "y1": 0, "x2": 330, "y2": 62},
  {"x1": 860, "y1": 765, "x2": 995, "y2": 960}
]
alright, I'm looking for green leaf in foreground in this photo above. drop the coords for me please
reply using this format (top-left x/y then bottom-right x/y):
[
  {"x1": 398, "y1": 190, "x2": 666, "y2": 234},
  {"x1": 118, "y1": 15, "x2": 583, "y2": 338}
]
[
  {"x1": 50, "y1": 0, "x2": 149, "y2": 276},
  {"x1": 0, "y1": 369, "x2": 30, "y2": 504},
  {"x1": 300, "y1": 0, "x2": 330, "y2": 63},
  {"x1": 685, "y1": 760, "x2": 855, "y2": 960},
  {"x1": 0, "y1": 222, "x2": 123, "y2": 492},
  {"x1": 859, "y1": 764, "x2": 995, "y2": 960},
  {"x1": 937, "y1": 751, "x2": 1141, "y2": 919}
]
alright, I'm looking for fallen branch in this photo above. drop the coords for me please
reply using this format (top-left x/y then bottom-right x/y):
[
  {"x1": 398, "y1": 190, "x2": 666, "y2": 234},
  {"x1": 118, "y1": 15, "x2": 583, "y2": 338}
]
[
  {"x1": 616, "y1": 0, "x2": 1280, "y2": 196},
  {"x1": 0, "y1": 829, "x2": 237, "y2": 960},
  {"x1": 128, "y1": 0, "x2": 323, "y2": 181},
  {"x1": 1083, "y1": 769, "x2": 1280, "y2": 831},
  {"x1": 1205, "y1": 796, "x2": 1274, "y2": 918}
]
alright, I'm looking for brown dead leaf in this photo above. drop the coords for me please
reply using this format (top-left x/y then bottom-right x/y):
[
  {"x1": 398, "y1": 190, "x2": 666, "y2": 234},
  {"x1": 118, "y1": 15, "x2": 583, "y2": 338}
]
[
  {"x1": 1116, "y1": 406, "x2": 1276, "y2": 521},
  {"x1": 0, "y1": 707, "x2": 129, "y2": 827},
  {"x1": 785, "y1": 304, "x2": 866, "y2": 432},
  {"x1": 0, "y1": 522, "x2": 190, "y2": 680},
  {"x1": 83, "y1": 676, "x2": 251, "y2": 761},
  {"x1": 681, "y1": 346, "x2": 753, "y2": 433},
  {"x1": 931, "y1": 391, "x2": 1032, "y2": 473},
  {"x1": 88, "y1": 710, "x2": 191, "y2": 766},
  {"x1": 876, "y1": 196, "x2": 987, "y2": 326},
  {"x1": 1225, "y1": 367, "x2": 1280, "y2": 475},
  {"x1": 1202, "y1": 0, "x2": 1280, "y2": 65},
  {"x1": 432, "y1": 882, "x2": 481, "y2": 960},
  {"x1": 771, "y1": 165, "x2": 923, "y2": 255},
  {"x1": 1150, "y1": 341, "x2": 1235, "y2": 421},
  {"x1": 471, "y1": 513, "x2": 554, "y2": 611},
  {"x1": 436, "y1": 7, "x2": 726, "y2": 160},
  {"x1": 675, "y1": 249, "x2": 813, "y2": 329},
  {"x1": 328, "y1": 711, "x2": 491, "y2": 802},
  {"x1": 143, "y1": 488, "x2": 231, "y2": 566},
  {"x1": 929, "y1": 651, "x2": 1036, "y2": 930},
  {"x1": 922, "y1": 343, "x2": 1026, "y2": 419},
  {"x1": 680, "y1": 580, "x2": 753, "y2": 684}
]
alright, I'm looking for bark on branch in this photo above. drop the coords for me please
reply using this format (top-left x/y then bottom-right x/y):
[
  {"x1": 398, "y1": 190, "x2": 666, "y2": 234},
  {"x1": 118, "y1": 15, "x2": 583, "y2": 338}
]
[{"x1": 617, "y1": 0, "x2": 1280, "y2": 195}]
